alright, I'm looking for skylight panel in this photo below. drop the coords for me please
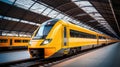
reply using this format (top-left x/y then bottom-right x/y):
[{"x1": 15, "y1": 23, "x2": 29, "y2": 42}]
[
  {"x1": 56, "y1": 14, "x2": 65, "y2": 19},
  {"x1": 48, "y1": 10, "x2": 59, "y2": 18},
  {"x1": 42, "y1": 8, "x2": 52, "y2": 15},
  {"x1": 73, "y1": 0, "x2": 113, "y2": 30},
  {"x1": 73, "y1": 1, "x2": 102, "y2": 22},
  {"x1": 0, "y1": 15, "x2": 40, "y2": 26},
  {"x1": 30, "y1": 3, "x2": 47, "y2": 14},
  {"x1": 15, "y1": 0, "x2": 34, "y2": 9}
]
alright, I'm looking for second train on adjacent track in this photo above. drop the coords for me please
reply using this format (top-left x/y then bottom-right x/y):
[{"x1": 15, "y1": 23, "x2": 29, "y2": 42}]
[{"x1": 0, "y1": 36, "x2": 30, "y2": 49}]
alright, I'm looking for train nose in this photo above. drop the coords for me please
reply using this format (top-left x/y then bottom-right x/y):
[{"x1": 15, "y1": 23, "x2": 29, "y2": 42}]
[
  {"x1": 30, "y1": 48, "x2": 44, "y2": 58},
  {"x1": 29, "y1": 47, "x2": 56, "y2": 59}
]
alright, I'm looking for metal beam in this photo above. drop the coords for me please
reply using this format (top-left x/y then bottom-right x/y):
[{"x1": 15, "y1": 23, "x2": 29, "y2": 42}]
[
  {"x1": 109, "y1": 0, "x2": 120, "y2": 35},
  {"x1": 0, "y1": 31, "x2": 2, "y2": 36},
  {"x1": 73, "y1": 0, "x2": 109, "y2": 3}
]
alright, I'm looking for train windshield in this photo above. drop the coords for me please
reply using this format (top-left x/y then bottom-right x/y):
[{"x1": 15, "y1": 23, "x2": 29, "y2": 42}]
[{"x1": 33, "y1": 19, "x2": 59, "y2": 39}]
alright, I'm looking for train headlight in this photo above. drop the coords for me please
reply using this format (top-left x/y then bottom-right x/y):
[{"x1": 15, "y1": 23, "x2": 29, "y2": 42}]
[{"x1": 41, "y1": 39, "x2": 51, "y2": 45}]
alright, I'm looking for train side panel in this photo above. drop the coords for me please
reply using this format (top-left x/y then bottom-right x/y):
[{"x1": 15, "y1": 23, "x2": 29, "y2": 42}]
[
  {"x1": 68, "y1": 38, "x2": 97, "y2": 48},
  {"x1": 0, "y1": 36, "x2": 10, "y2": 47},
  {"x1": 12, "y1": 37, "x2": 30, "y2": 46},
  {"x1": 0, "y1": 36, "x2": 30, "y2": 48}
]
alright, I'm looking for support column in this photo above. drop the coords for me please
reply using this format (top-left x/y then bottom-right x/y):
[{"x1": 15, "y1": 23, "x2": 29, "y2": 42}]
[{"x1": 0, "y1": 31, "x2": 2, "y2": 36}]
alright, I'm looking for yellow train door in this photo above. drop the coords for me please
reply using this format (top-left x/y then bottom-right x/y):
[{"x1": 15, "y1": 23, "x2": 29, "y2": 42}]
[
  {"x1": 10, "y1": 39, "x2": 12, "y2": 46},
  {"x1": 63, "y1": 27, "x2": 67, "y2": 46}
]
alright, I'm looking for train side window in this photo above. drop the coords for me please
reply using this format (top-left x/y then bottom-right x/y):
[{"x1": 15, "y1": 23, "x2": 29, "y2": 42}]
[
  {"x1": 99, "y1": 36, "x2": 105, "y2": 39},
  {"x1": 0, "y1": 39, "x2": 8, "y2": 43},
  {"x1": 99, "y1": 36, "x2": 101, "y2": 39},
  {"x1": 70, "y1": 30, "x2": 74, "y2": 37},
  {"x1": 70, "y1": 29, "x2": 96, "y2": 39},
  {"x1": 23, "y1": 40, "x2": 29, "y2": 43},
  {"x1": 15, "y1": 40, "x2": 21, "y2": 43}
]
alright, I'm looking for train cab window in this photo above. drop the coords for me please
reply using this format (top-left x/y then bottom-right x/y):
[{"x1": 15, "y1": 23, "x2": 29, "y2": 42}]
[
  {"x1": 0, "y1": 39, "x2": 8, "y2": 43},
  {"x1": 33, "y1": 19, "x2": 59, "y2": 39},
  {"x1": 15, "y1": 40, "x2": 21, "y2": 43}
]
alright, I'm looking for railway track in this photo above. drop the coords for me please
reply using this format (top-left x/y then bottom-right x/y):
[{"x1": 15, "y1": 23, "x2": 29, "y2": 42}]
[{"x1": 0, "y1": 44, "x2": 111, "y2": 67}]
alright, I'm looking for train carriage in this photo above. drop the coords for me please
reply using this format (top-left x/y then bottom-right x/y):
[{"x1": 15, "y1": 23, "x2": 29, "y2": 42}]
[
  {"x1": 0, "y1": 36, "x2": 30, "y2": 49},
  {"x1": 28, "y1": 19, "x2": 117, "y2": 59}
]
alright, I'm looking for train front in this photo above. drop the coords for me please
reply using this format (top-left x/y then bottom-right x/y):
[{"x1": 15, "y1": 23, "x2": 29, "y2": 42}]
[{"x1": 28, "y1": 19, "x2": 60, "y2": 59}]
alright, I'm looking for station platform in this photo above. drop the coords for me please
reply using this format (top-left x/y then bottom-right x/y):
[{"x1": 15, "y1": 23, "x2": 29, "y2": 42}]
[
  {"x1": 52, "y1": 42, "x2": 120, "y2": 67},
  {"x1": 0, "y1": 50, "x2": 30, "y2": 63}
]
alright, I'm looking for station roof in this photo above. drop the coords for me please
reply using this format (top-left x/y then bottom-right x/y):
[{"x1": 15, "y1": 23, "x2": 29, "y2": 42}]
[
  {"x1": 0, "y1": 1, "x2": 50, "y2": 36},
  {"x1": 0, "y1": 0, "x2": 120, "y2": 39},
  {"x1": 36, "y1": 0, "x2": 120, "y2": 38}
]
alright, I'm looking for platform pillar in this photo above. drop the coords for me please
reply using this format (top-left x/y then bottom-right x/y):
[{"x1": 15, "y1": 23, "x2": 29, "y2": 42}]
[{"x1": 0, "y1": 31, "x2": 2, "y2": 36}]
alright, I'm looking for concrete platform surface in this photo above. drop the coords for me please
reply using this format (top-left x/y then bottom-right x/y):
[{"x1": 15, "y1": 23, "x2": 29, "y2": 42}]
[
  {"x1": 52, "y1": 42, "x2": 120, "y2": 67},
  {"x1": 0, "y1": 50, "x2": 30, "y2": 63}
]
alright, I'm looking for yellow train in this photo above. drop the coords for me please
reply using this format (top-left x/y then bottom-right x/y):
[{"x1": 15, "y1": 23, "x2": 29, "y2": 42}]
[
  {"x1": 0, "y1": 36, "x2": 30, "y2": 49},
  {"x1": 28, "y1": 19, "x2": 118, "y2": 59}
]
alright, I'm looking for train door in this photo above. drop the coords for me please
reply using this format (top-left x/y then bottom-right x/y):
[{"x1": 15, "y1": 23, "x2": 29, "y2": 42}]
[
  {"x1": 97, "y1": 35, "x2": 99, "y2": 45},
  {"x1": 63, "y1": 27, "x2": 71, "y2": 55},
  {"x1": 106, "y1": 37, "x2": 108, "y2": 44},
  {"x1": 10, "y1": 39, "x2": 12, "y2": 46},
  {"x1": 63, "y1": 27, "x2": 67, "y2": 46}
]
